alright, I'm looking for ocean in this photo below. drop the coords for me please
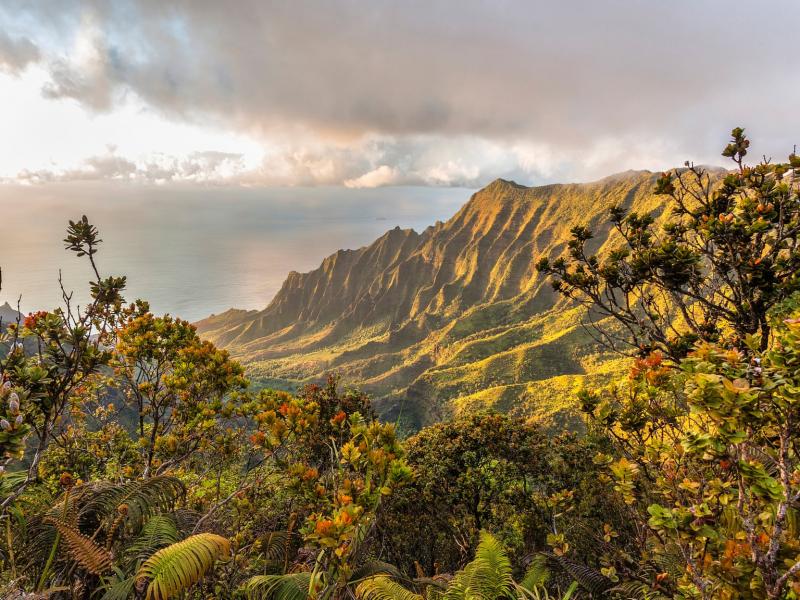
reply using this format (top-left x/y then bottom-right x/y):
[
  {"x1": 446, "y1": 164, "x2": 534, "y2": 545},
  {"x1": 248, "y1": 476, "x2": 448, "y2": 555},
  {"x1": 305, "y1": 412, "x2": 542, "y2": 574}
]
[{"x1": 0, "y1": 183, "x2": 470, "y2": 322}]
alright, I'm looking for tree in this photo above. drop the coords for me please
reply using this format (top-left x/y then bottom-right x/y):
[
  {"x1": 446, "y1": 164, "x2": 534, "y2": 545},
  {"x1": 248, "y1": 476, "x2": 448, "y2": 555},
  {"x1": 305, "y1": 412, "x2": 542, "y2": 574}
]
[
  {"x1": 242, "y1": 380, "x2": 412, "y2": 600},
  {"x1": 537, "y1": 128, "x2": 800, "y2": 359},
  {"x1": 377, "y1": 413, "x2": 627, "y2": 576},
  {"x1": 113, "y1": 308, "x2": 247, "y2": 477},
  {"x1": 583, "y1": 294, "x2": 800, "y2": 599},
  {"x1": 378, "y1": 413, "x2": 547, "y2": 573},
  {"x1": 0, "y1": 216, "x2": 127, "y2": 508}
]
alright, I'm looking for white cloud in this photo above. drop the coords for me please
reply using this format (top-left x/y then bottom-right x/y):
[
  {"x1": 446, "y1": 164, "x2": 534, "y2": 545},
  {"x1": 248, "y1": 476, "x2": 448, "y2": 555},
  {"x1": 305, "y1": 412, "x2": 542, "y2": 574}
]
[
  {"x1": 13, "y1": 150, "x2": 248, "y2": 185},
  {"x1": 0, "y1": 67, "x2": 264, "y2": 182},
  {"x1": 344, "y1": 165, "x2": 400, "y2": 188}
]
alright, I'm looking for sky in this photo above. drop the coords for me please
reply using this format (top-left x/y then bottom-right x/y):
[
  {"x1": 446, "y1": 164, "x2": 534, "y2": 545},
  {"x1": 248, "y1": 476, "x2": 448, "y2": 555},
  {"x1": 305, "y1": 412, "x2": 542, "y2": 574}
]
[
  {"x1": 1, "y1": 1, "x2": 799, "y2": 318},
  {"x1": 1, "y1": 0, "x2": 798, "y2": 189}
]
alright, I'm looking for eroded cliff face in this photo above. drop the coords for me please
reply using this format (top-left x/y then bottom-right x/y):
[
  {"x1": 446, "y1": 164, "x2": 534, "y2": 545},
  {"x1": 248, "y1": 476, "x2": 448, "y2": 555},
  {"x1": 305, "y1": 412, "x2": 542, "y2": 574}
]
[{"x1": 197, "y1": 172, "x2": 665, "y2": 428}]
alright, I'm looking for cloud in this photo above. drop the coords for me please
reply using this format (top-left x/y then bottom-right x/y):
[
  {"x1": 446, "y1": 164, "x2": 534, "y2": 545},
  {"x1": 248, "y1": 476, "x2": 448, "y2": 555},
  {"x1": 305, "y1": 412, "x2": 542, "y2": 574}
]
[
  {"x1": 1, "y1": 1, "x2": 799, "y2": 187},
  {"x1": 344, "y1": 165, "x2": 400, "y2": 189},
  {"x1": 14, "y1": 150, "x2": 246, "y2": 185},
  {"x1": 0, "y1": 31, "x2": 39, "y2": 74},
  {"x1": 12, "y1": 133, "x2": 685, "y2": 189}
]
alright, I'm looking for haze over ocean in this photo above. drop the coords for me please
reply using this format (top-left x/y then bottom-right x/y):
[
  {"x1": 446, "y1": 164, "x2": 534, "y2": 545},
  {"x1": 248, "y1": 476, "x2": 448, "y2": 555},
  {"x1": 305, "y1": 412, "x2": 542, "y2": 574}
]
[{"x1": 0, "y1": 183, "x2": 469, "y2": 321}]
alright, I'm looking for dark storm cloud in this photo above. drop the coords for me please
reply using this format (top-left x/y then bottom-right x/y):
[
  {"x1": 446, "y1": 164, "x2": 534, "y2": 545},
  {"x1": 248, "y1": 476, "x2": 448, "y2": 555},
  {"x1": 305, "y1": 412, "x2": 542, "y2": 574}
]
[{"x1": 2, "y1": 0, "x2": 799, "y2": 183}]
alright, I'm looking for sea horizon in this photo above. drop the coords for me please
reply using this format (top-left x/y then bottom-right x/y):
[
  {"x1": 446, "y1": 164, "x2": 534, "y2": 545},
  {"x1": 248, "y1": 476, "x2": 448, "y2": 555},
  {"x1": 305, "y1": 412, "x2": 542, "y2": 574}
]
[{"x1": 0, "y1": 182, "x2": 470, "y2": 322}]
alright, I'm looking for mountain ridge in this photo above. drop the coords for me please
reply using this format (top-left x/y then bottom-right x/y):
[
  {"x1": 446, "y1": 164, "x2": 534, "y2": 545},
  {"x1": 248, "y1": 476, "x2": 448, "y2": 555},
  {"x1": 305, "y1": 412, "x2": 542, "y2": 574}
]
[{"x1": 197, "y1": 170, "x2": 668, "y2": 428}]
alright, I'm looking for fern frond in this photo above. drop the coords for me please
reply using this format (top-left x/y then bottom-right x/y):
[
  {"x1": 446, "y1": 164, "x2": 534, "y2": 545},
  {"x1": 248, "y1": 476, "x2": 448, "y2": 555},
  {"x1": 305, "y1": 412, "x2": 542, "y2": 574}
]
[
  {"x1": 561, "y1": 581, "x2": 579, "y2": 599},
  {"x1": 444, "y1": 532, "x2": 514, "y2": 600},
  {"x1": 259, "y1": 530, "x2": 294, "y2": 561},
  {"x1": 356, "y1": 575, "x2": 423, "y2": 600},
  {"x1": 546, "y1": 553, "x2": 612, "y2": 596},
  {"x1": 21, "y1": 516, "x2": 59, "y2": 571},
  {"x1": 644, "y1": 540, "x2": 683, "y2": 581},
  {"x1": 519, "y1": 554, "x2": 550, "y2": 592},
  {"x1": 609, "y1": 580, "x2": 671, "y2": 599},
  {"x1": 45, "y1": 517, "x2": 112, "y2": 575},
  {"x1": 350, "y1": 560, "x2": 405, "y2": 585},
  {"x1": 100, "y1": 571, "x2": 136, "y2": 600},
  {"x1": 244, "y1": 572, "x2": 317, "y2": 600},
  {"x1": 78, "y1": 476, "x2": 185, "y2": 533},
  {"x1": 124, "y1": 515, "x2": 180, "y2": 567},
  {"x1": 0, "y1": 470, "x2": 28, "y2": 503},
  {"x1": 135, "y1": 533, "x2": 230, "y2": 600}
]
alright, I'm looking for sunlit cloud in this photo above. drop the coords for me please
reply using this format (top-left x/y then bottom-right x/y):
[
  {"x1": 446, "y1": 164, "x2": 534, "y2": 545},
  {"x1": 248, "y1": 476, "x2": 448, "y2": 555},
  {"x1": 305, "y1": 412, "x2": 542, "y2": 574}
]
[
  {"x1": 344, "y1": 166, "x2": 400, "y2": 189},
  {"x1": 0, "y1": 0, "x2": 798, "y2": 189}
]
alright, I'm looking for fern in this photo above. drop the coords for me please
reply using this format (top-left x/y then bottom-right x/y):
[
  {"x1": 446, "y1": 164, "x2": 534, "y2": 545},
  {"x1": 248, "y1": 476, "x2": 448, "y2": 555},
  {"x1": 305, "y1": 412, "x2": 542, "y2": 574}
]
[
  {"x1": 518, "y1": 554, "x2": 550, "y2": 592},
  {"x1": 609, "y1": 581, "x2": 671, "y2": 599},
  {"x1": 0, "y1": 470, "x2": 28, "y2": 505},
  {"x1": 124, "y1": 515, "x2": 180, "y2": 567},
  {"x1": 135, "y1": 533, "x2": 230, "y2": 600},
  {"x1": 356, "y1": 575, "x2": 424, "y2": 600},
  {"x1": 22, "y1": 516, "x2": 59, "y2": 572},
  {"x1": 23, "y1": 479, "x2": 185, "y2": 584},
  {"x1": 45, "y1": 518, "x2": 112, "y2": 575},
  {"x1": 444, "y1": 532, "x2": 514, "y2": 600},
  {"x1": 100, "y1": 571, "x2": 137, "y2": 600},
  {"x1": 78, "y1": 476, "x2": 185, "y2": 534},
  {"x1": 350, "y1": 560, "x2": 405, "y2": 585},
  {"x1": 259, "y1": 530, "x2": 295, "y2": 562},
  {"x1": 355, "y1": 536, "x2": 581, "y2": 600},
  {"x1": 546, "y1": 553, "x2": 612, "y2": 597},
  {"x1": 244, "y1": 572, "x2": 318, "y2": 600},
  {"x1": 171, "y1": 507, "x2": 202, "y2": 534}
]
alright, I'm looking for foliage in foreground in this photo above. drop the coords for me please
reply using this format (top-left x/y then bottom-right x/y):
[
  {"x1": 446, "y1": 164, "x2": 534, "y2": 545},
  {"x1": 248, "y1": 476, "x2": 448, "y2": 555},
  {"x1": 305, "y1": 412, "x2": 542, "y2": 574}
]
[
  {"x1": 356, "y1": 532, "x2": 579, "y2": 600},
  {"x1": 1, "y1": 128, "x2": 800, "y2": 599},
  {"x1": 541, "y1": 130, "x2": 800, "y2": 598},
  {"x1": 584, "y1": 298, "x2": 800, "y2": 599}
]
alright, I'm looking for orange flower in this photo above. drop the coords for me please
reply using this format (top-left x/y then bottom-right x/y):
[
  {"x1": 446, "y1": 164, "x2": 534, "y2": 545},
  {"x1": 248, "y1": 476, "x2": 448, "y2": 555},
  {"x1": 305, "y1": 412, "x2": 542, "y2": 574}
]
[
  {"x1": 23, "y1": 310, "x2": 48, "y2": 330},
  {"x1": 249, "y1": 431, "x2": 266, "y2": 446},
  {"x1": 336, "y1": 511, "x2": 353, "y2": 526},
  {"x1": 314, "y1": 519, "x2": 333, "y2": 536},
  {"x1": 331, "y1": 410, "x2": 347, "y2": 425},
  {"x1": 644, "y1": 351, "x2": 663, "y2": 368}
]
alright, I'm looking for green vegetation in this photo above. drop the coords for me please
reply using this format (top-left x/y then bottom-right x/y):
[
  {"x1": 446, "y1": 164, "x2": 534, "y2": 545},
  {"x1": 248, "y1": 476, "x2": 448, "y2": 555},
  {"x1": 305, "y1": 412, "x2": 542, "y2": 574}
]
[
  {"x1": 539, "y1": 127, "x2": 800, "y2": 359},
  {"x1": 1, "y1": 128, "x2": 800, "y2": 599},
  {"x1": 196, "y1": 171, "x2": 666, "y2": 429}
]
